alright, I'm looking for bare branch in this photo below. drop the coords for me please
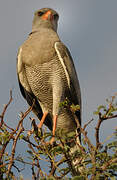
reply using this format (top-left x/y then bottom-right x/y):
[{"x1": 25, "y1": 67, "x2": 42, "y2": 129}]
[
  {"x1": 32, "y1": 160, "x2": 37, "y2": 180},
  {"x1": 83, "y1": 118, "x2": 94, "y2": 130},
  {"x1": 95, "y1": 113, "x2": 102, "y2": 149},
  {"x1": 22, "y1": 136, "x2": 39, "y2": 148},
  {"x1": 95, "y1": 112, "x2": 117, "y2": 149},
  {"x1": 101, "y1": 157, "x2": 117, "y2": 171},
  {"x1": 0, "y1": 131, "x2": 14, "y2": 161},
  {"x1": 0, "y1": 90, "x2": 13, "y2": 128},
  {"x1": 101, "y1": 114, "x2": 117, "y2": 121},
  {"x1": 7, "y1": 122, "x2": 24, "y2": 175}
]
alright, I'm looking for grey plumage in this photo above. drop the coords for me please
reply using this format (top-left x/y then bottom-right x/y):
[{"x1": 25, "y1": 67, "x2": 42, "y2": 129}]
[{"x1": 17, "y1": 8, "x2": 81, "y2": 141}]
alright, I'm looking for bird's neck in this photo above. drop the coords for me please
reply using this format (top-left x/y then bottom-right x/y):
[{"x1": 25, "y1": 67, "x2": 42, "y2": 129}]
[
  {"x1": 30, "y1": 27, "x2": 58, "y2": 38},
  {"x1": 32, "y1": 22, "x2": 57, "y2": 34}
]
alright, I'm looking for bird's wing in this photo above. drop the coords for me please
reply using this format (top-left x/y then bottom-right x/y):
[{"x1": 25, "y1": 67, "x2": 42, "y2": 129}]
[
  {"x1": 54, "y1": 41, "x2": 81, "y2": 125},
  {"x1": 17, "y1": 47, "x2": 52, "y2": 130}
]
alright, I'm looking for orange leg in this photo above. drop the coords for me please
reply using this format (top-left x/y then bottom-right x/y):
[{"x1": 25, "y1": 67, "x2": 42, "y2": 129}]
[
  {"x1": 50, "y1": 115, "x2": 58, "y2": 144},
  {"x1": 38, "y1": 112, "x2": 48, "y2": 129}
]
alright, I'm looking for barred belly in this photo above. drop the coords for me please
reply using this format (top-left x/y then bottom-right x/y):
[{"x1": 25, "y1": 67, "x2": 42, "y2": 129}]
[{"x1": 25, "y1": 56, "x2": 77, "y2": 132}]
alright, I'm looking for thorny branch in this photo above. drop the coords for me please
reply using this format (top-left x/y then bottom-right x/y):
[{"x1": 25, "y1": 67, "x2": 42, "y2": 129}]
[
  {"x1": 95, "y1": 113, "x2": 103, "y2": 149},
  {"x1": 0, "y1": 92, "x2": 117, "y2": 179},
  {"x1": 0, "y1": 91, "x2": 35, "y2": 178},
  {"x1": 0, "y1": 90, "x2": 13, "y2": 128},
  {"x1": 83, "y1": 118, "x2": 94, "y2": 130},
  {"x1": 95, "y1": 112, "x2": 117, "y2": 149},
  {"x1": 7, "y1": 121, "x2": 24, "y2": 176},
  {"x1": 101, "y1": 157, "x2": 117, "y2": 171}
]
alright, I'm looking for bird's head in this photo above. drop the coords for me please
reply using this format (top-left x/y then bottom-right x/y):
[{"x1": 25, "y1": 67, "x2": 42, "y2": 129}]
[{"x1": 32, "y1": 8, "x2": 59, "y2": 32}]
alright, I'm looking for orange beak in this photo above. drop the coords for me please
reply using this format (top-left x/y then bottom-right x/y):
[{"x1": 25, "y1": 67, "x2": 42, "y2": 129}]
[{"x1": 42, "y1": 10, "x2": 53, "y2": 20}]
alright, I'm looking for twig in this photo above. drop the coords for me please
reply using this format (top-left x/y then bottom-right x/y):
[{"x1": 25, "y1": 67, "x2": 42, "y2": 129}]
[
  {"x1": 101, "y1": 114, "x2": 117, "y2": 121},
  {"x1": 0, "y1": 90, "x2": 12, "y2": 128},
  {"x1": 0, "y1": 100, "x2": 35, "y2": 166},
  {"x1": 15, "y1": 158, "x2": 42, "y2": 169},
  {"x1": 83, "y1": 119, "x2": 94, "y2": 130},
  {"x1": 22, "y1": 136, "x2": 39, "y2": 148},
  {"x1": 74, "y1": 114, "x2": 96, "y2": 179},
  {"x1": 95, "y1": 113, "x2": 102, "y2": 149},
  {"x1": 48, "y1": 156, "x2": 56, "y2": 177},
  {"x1": 7, "y1": 122, "x2": 24, "y2": 175},
  {"x1": 0, "y1": 131, "x2": 15, "y2": 161},
  {"x1": 12, "y1": 163, "x2": 24, "y2": 173},
  {"x1": 32, "y1": 160, "x2": 37, "y2": 180},
  {"x1": 101, "y1": 157, "x2": 117, "y2": 171},
  {"x1": 59, "y1": 136, "x2": 77, "y2": 176},
  {"x1": 0, "y1": 162, "x2": 9, "y2": 168},
  {"x1": 75, "y1": 115, "x2": 95, "y2": 152},
  {"x1": 16, "y1": 104, "x2": 34, "y2": 132},
  {"x1": 36, "y1": 159, "x2": 44, "y2": 178},
  {"x1": 3, "y1": 122, "x2": 15, "y2": 131},
  {"x1": 95, "y1": 112, "x2": 117, "y2": 149}
]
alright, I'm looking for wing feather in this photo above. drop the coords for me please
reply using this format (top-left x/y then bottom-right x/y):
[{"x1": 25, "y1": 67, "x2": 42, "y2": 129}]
[
  {"x1": 54, "y1": 42, "x2": 81, "y2": 126},
  {"x1": 17, "y1": 47, "x2": 52, "y2": 130}
]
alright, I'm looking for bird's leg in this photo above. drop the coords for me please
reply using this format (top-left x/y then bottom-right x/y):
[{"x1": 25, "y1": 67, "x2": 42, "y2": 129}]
[
  {"x1": 38, "y1": 112, "x2": 48, "y2": 129},
  {"x1": 50, "y1": 78, "x2": 62, "y2": 144},
  {"x1": 50, "y1": 115, "x2": 58, "y2": 144}
]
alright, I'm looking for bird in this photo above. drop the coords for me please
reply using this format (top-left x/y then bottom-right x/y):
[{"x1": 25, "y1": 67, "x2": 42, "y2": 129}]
[{"x1": 17, "y1": 8, "x2": 81, "y2": 145}]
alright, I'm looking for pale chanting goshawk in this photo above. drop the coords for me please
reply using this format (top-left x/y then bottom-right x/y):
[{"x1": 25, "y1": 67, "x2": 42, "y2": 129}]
[{"x1": 17, "y1": 8, "x2": 81, "y2": 144}]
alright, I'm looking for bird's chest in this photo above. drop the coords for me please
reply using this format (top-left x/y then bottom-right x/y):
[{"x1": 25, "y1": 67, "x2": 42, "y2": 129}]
[
  {"x1": 21, "y1": 33, "x2": 58, "y2": 65},
  {"x1": 25, "y1": 57, "x2": 68, "y2": 109}
]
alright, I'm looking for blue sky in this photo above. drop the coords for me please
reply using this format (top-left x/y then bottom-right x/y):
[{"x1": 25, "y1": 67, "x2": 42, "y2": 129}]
[{"x1": 0, "y1": 0, "x2": 117, "y2": 179}]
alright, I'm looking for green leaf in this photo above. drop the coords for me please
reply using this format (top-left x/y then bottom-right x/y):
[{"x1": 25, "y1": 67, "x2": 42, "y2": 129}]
[
  {"x1": 59, "y1": 167, "x2": 69, "y2": 174},
  {"x1": 19, "y1": 134, "x2": 24, "y2": 139},
  {"x1": 107, "y1": 141, "x2": 117, "y2": 149},
  {"x1": 67, "y1": 131, "x2": 76, "y2": 138},
  {"x1": 51, "y1": 146, "x2": 63, "y2": 155},
  {"x1": 93, "y1": 111, "x2": 99, "y2": 115},
  {"x1": 94, "y1": 105, "x2": 106, "y2": 115},
  {"x1": 110, "y1": 177, "x2": 116, "y2": 180}
]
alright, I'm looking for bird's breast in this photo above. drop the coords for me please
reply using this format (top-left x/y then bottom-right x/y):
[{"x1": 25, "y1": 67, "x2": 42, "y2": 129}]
[
  {"x1": 24, "y1": 54, "x2": 68, "y2": 109},
  {"x1": 21, "y1": 31, "x2": 59, "y2": 66}
]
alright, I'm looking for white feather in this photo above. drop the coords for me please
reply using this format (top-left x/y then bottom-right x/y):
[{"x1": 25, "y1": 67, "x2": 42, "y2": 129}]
[
  {"x1": 54, "y1": 42, "x2": 70, "y2": 88},
  {"x1": 17, "y1": 47, "x2": 23, "y2": 73}
]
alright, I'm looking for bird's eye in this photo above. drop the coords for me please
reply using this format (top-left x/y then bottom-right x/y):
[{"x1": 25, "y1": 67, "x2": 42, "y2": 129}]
[
  {"x1": 38, "y1": 11, "x2": 44, "y2": 16},
  {"x1": 53, "y1": 14, "x2": 59, "y2": 20}
]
